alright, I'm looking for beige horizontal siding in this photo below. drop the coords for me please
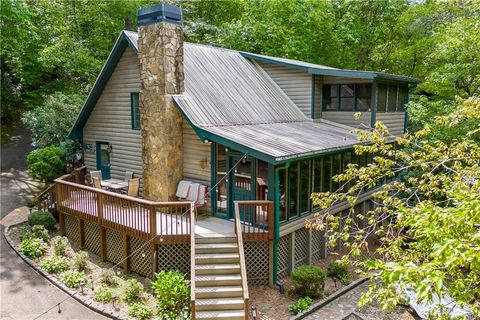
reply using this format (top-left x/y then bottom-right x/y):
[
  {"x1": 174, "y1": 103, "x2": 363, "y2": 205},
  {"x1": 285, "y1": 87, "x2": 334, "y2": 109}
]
[
  {"x1": 321, "y1": 111, "x2": 371, "y2": 129},
  {"x1": 376, "y1": 112, "x2": 405, "y2": 136},
  {"x1": 256, "y1": 61, "x2": 312, "y2": 118},
  {"x1": 83, "y1": 47, "x2": 143, "y2": 184}
]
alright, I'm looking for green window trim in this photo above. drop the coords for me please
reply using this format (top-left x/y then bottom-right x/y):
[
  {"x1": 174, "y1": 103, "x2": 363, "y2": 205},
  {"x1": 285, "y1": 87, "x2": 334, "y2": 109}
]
[{"x1": 131, "y1": 92, "x2": 140, "y2": 130}]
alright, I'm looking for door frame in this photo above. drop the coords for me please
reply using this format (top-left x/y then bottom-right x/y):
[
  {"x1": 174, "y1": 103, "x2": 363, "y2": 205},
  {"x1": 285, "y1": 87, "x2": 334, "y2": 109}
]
[{"x1": 96, "y1": 141, "x2": 111, "y2": 180}]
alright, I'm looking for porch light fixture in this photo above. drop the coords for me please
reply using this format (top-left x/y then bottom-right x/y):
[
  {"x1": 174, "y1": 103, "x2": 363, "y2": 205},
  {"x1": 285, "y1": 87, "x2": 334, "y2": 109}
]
[
  {"x1": 111, "y1": 293, "x2": 120, "y2": 311},
  {"x1": 251, "y1": 305, "x2": 258, "y2": 319},
  {"x1": 182, "y1": 305, "x2": 190, "y2": 320},
  {"x1": 107, "y1": 144, "x2": 113, "y2": 153}
]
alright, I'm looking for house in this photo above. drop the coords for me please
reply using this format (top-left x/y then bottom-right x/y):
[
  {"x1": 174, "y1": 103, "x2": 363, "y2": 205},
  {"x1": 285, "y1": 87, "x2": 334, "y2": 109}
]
[{"x1": 59, "y1": 3, "x2": 418, "y2": 319}]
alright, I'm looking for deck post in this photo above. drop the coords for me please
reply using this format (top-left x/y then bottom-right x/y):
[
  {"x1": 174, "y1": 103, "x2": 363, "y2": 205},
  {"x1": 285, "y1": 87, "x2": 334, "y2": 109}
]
[
  {"x1": 306, "y1": 229, "x2": 312, "y2": 265},
  {"x1": 149, "y1": 205, "x2": 157, "y2": 279},
  {"x1": 97, "y1": 193, "x2": 107, "y2": 261},
  {"x1": 123, "y1": 234, "x2": 130, "y2": 273},
  {"x1": 79, "y1": 218, "x2": 85, "y2": 248},
  {"x1": 56, "y1": 183, "x2": 66, "y2": 236},
  {"x1": 268, "y1": 240, "x2": 274, "y2": 287}
]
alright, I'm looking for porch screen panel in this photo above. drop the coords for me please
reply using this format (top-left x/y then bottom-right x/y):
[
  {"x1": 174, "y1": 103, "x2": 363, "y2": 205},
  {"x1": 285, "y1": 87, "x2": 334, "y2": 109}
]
[
  {"x1": 279, "y1": 168, "x2": 287, "y2": 222},
  {"x1": 377, "y1": 84, "x2": 387, "y2": 112},
  {"x1": 322, "y1": 156, "x2": 332, "y2": 192},
  {"x1": 332, "y1": 153, "x2": 342, "y2": 192},
  {"x1": 288, "y1": 163, "x2": 299, "y2": 219},
  {"x1": 397, "y1": 86, "x2": 407, "y2": 111},
  {"x1": 312, "y1": 158, "x2": 322, "y2": 193},
  {"x1": 387, "y1": 85, "x2": 397, "y2": 112},
  {"x1": 340, "y1": 84, "x2": 355, "y2": 111},
  {"x1": 299, "y1": 161, "x2": 310, "y2": 214}
]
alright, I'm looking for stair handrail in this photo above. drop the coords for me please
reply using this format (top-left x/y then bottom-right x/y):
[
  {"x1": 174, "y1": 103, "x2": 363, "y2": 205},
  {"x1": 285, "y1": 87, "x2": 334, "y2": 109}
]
[
  {"x1": 190, "y1": 204, "x2": 196, "y2": 319},
  {"x1": 35, "y1": 183, "x2": 56, "y2": 212},
  {"x1": 234, "y1": 202, "x2": 249, "y2": 319}
]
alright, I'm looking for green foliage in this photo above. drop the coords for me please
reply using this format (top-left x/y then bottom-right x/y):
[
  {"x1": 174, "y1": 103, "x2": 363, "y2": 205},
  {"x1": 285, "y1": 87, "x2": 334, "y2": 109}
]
[
  {"x1": 72, "y1": 251, "x2": 89, "y2": 271},
  {"x1": 100, "y1": 269, "x2": 118, "y2": 286},
  {"x1": 22, "y1": 92, "x2": 84, "y2": 147},
  {"x1": 327, "y1": 261, "x2": 350, "y2": 285},
  {"x1": 94, "y1": 285, "x2": 114, "y2": 304},
  {"x1": 28, "y1": 211, "x2": 57, "y2": 231},
  {"x1": 40, "y1": 255, "x2": 69, "y2": 274},
  {"x1": 30, "y1": 225, "x2": 50, "y2": 242},
  {"x1": 121, "y1": 279, "x2": 144, "y2": 305},
  {"x1": 26, "y1": 146, "x2": 67, "y2": 184},
  {"x1": 310, "y1": 97, "x2": 480, "y2": 315},
  {"x1": 128, "y1": 302, "x2": 154, "y2": 320},
  {"x1": 288, "y1": 296, "x2": 313, "y2": 315},
  {"x1": 290, "y1": 265, "x2": 325, "y2": 298},
  {"x1": 52, "y1": 236, "x2": 69, "y2": 256},
  {"x1": 151, "y1": 271, "x2": 190, "y2": 319},
  {"x1": 60, "y1": 270, "x2": 86, "y2": 288},
  {"x1": 19, "y1": 237, "x2": 47, "y2": 259}
]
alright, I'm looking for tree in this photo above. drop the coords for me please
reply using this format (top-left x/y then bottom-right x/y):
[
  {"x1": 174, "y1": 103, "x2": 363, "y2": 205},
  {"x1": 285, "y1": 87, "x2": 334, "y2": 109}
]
[
  {"x1": 27, "y1": 145, "x2": 67, "y2": 184},
  {"x1": 309, "y1": 97, "x2": 480, "y2": 317},
  {"x1": 22, "y1": 92, "x2": 84, "y2": 148}
]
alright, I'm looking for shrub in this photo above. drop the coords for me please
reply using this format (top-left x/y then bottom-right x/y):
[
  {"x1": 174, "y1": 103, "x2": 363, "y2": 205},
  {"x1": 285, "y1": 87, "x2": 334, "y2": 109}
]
[
  {"x1": 121, "y1": 279, "x2": 144, "y2": 305},
  {"x1": 128, "y1": 302, "x2": 154, "y2": 320},
  {"x1": 52, "y1": 236, "x2": 69, "y2": 256},
  {"x1": 291, "y1": 265, "x2": 325, "y2": 298},
  {"x1": 31, "y1": 225, "x2": 50, "y2": 242},
  {"x1": 28, "y1": 211, "x2": 56, "y2": 231},
  {"x1": 72, "y1": 251, "x2": 89, "y2": 271},
  {"x1": 26, "y1": 145, "x2": 67, "y2": 184},
  {"x1": 327, "y1": 261, "x2": 350, "y2": 285},
  {"x1": 151, "y1": 270, "x2": 189, "y2": 319},
  {"x1": 288, "y1": 296, "x2": 313, "y2": 315},
  {"x1": 100, "y1": 269, "x2": 118, "y2": 286},
  {"x1": 19, "y1": 237, "x2": 47, "y2": 259},
  {"x1": 60, "y1": 270, "x2": 86, "y2": 288},
  {"x1": 40, "y1": 255, "x2": 70, "y2": 273},
  {"x1": 94, "y1": 285, "x2": 114, "y2": 304}
]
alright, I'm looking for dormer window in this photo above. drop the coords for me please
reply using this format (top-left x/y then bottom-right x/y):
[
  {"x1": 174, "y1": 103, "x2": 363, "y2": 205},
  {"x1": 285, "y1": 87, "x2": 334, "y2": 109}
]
[{"x1": 323, "y1": 84, "x2": 372, "y2": 111}]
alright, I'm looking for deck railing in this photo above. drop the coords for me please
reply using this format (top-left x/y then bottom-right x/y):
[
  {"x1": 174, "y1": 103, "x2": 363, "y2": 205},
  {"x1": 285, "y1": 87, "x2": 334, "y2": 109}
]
[
  {"x1": 235, "y1": 200, "x2": 274, "y2": 241},
  {"x1": 55, "y1": 178, "x2": 195, "y2": 243},
  {"x1": 190, "y1": 207, "x2": 196, "y2": 319},
  {"x1": 234, "y1": 202, "x2": 250, "y2": 318}
]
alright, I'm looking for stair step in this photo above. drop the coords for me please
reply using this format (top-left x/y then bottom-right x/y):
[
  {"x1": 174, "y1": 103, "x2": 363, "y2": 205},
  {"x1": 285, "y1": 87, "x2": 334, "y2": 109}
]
[
  {"x1": 196, "y1": 298, "x2": 244, "y2": 311},
  {"x1": 196, "y1": 243, "x2": 238, "y2": 253},
  {"x1": 195, "y1": 263, "x2": 240, "y2": 275},
  {"x1": 195, "y1": 274, "x2": 241, "y2": 286},
  {"x1": 196, "y1": 253, "x2": 239, "y2": 264},
  {"x1": 196, "y1": 309, "x2": 245, "y2": 320},
  {"x1": 196, "y1": 235, "x2": 237, "y2": 244},
  {"x1": 195, "y1": 286, "x2": 243, "y2": 299}
]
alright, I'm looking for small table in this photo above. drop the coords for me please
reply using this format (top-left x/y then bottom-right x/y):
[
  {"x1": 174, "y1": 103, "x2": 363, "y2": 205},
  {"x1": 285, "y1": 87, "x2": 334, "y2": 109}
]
[{"x1": 101, "y1": 179, "x2": 128, "y2": 192}]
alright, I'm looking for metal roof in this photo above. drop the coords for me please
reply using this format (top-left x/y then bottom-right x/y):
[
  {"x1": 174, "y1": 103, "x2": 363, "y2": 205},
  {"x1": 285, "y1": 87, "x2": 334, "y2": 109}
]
[{"x1": 241, "y1": 52, "x2": 420, "y2": 83}]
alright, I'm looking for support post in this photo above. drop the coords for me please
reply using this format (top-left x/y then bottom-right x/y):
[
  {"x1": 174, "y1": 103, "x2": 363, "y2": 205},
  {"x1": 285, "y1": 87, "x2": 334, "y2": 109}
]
[
  {"x1": 79, "y1": 218, "x2": 85, "y2": 248},
  {"x1": 268, "y1": 240, "x2": 274, "y2": 287},
  {"x1": 151, "y1": 244, "x2": 158, "y2": 279},
  {"x1": 306, "y1": 229, "x2": 312, "y2": 265},
  {"x1": 58, "y1": 212, "x2": 66, "y2": 236},
  {"x1": 100, "y1": 227, "x2": 107, "y2": 261},
  {"x1": 123, "y1": 234, "x2": 130, "y2": 274}
]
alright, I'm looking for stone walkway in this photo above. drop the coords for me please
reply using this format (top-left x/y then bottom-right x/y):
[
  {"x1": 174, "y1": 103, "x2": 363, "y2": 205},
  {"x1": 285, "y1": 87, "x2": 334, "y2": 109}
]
[{"x1": 303, "y1": 281, "x2": 370, "y2": 320}]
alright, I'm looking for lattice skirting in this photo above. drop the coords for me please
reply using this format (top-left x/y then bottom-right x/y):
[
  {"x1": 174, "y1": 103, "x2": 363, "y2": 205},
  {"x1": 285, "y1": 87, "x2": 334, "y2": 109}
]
[
  {"x1": 244, "y1": 241, "x2": 269, "y2": 285},
  {"x1": 294, "y1": 228, "x2": 308, "y2": 268},
  {"x1": 157, "y1": 243, "x2": 190, "y2": 278},
  {"x1": 84, "y1": 220, "x2": 100, "y2": 256},
  {"x1": 277, "y1": 234, "x2": 290, "y2": 279},
  {"x1": 106, "y1": 228, "x2": 123, "y2": 265},
  {"x1": 64, "y1": 215, "x2": 80, "y2": 245},
  {"x1": 130, "y1": 236, "x2": 152, "y2": 278}
]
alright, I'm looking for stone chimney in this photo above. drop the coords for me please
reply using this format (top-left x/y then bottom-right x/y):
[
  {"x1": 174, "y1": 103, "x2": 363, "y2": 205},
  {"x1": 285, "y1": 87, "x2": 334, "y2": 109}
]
[{"x1": 137, "y1": 4, "x2": 184, "y2": 201}]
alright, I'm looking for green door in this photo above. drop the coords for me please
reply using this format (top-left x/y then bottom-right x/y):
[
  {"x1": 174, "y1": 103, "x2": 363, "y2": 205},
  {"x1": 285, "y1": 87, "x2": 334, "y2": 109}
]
[
  {"x1": 96, "y1": 142, "x2": 111, "y2": 180},
  {"x1": 228, "y1": 155, "x2": 255, "y2": 219}
]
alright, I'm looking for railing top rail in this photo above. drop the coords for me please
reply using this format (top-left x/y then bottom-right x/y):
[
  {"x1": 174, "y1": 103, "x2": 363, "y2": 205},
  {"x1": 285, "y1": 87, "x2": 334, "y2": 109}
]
[
  {"x1": 55, "y1": 178, "x2": 195, "y2": 207},
  {"x1": 233, "y1": 202, "x2": 249, "y2": 303},
  {"x1": 37, "y1": 183, "x2": 56, "y2": 198}
]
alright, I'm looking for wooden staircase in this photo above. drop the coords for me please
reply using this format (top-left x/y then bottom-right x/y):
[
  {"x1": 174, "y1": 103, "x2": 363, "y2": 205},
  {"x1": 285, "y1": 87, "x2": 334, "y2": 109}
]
[{"x1": 192, "y1": 234, "x2": 247, "y2": 320}]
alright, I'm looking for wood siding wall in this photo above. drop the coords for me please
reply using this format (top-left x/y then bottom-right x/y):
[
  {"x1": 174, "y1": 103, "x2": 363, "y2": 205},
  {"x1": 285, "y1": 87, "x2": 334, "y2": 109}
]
[
  {"x1": 321, "y1": 111, "x2": 371, "y2": 129},
  {"x1": 256, "y1": 61, "x2": 312, "y2": 118},
  {"x1": 83, "y1": 47, "x2": 143, "y2": 182},
  {"x1": 376, "y1": 112, "x2": 405, "y2": 136}
]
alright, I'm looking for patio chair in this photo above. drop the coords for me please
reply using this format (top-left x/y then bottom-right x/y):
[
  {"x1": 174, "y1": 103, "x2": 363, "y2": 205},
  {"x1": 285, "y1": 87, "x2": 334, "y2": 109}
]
[
  {"x1": 92, "y1": 176, "x2": 102, "y2": 189},
  {"x1": 124, "y1": 171, "x2": 133, "y2": 181},
  {"x1": 127, "y1": 178, "x2": 140, "y2": 197},
  {"x1": 90, "y1": 170, "x2": 102, "y2": 180}
]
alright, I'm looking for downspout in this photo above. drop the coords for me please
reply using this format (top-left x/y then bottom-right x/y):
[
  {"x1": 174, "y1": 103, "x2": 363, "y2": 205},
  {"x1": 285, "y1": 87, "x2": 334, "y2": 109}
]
[{"x1": 273, "y1": 162, "x2": 290, "y2": 284}]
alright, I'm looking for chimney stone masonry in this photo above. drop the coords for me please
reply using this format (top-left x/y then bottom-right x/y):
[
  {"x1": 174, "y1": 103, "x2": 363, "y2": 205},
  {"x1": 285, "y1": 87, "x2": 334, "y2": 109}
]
[{"x1": 137, "y1": 4, "x2": 184, "y2": 201}]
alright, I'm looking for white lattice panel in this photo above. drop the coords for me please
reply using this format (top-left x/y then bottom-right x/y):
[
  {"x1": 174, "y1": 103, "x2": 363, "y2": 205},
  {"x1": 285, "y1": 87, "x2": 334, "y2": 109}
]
[
  {"x1": 129, "y1": 236, "x2": 152, "y2": 278},
  {"x1": 311, "y1": 229, "x2": 325, "y2": 263},
  {"x1": 106, "y1": 228, "x2": 123, "y2": 265},
  {"x1": 64, "y1": 215, "x2": 80, "y2": 245},
  {"x1": 277, "y1": 235, "x2": 290, "y2": 279},
  {"x1": 245, "y1": 241, "x2": 269, "y2": 285},
  {"x1": 157, "y1": 243, "x2": 190, "y2": 277},
  {"x1": 84, "y1": 220, "x2": 100, "y2": 256},
  {"x1": 294, "y1": 228, "x2": 308, "y2": 268}
]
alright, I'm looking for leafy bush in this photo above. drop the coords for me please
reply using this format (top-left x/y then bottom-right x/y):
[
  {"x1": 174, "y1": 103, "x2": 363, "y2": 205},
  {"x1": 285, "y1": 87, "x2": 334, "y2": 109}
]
[
  {"x1": 291, "y1": 265, "x2": 325, "y2": 298},
  {"x1": 121, "y1": 279, "x2": 144, "y2": 305},
  {"x1": 288, "y1": 296, "x2": 313, "y2": 314},
  {"x1": 327, "y1": 261, "x2": 350, "y2": 285},
  {"x1": 19, "y1": 237, "x2": 47, "y2": 259},
  {"x1": 151, "y1": 271, "x2": 189, "y2": 319},
  {"x1": 128, "y1": 302, "x2": 154, "y2": 320},
  {"x1": 52, "y1": 236, "x2": 69, "y2": 256},
  {"x1": 100, "y1": 269, "x2": 118, "y2": 286},
  {"x1": 26, "y1": 145, "x2": 67, "y2": 184},
  {"x1": 72, "y1": 251, "x2": 89, "y2": 271},
  {"x1": 40, "y1": 255, "x2": 69, "y2": 273},
  {"x1": 60, "y1": 270, "x2": 86, "y2": 288},
  {"x1": 31, "y1": 225, "x2": 50, "y2": 242},
  {"x1": 28, "y1": 211, "x2": 56, "y2": 231},
  {"x1": 94, "y1": 285, "x2": 114, "y2": 304}
]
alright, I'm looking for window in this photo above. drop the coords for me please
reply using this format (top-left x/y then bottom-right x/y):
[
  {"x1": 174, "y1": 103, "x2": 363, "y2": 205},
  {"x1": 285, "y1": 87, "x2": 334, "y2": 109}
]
[
  {"x1": 131, "y1": 93, "x2": 140, "y2": 130},
  {"x1": 323, "y1": 84, "x2": 371, "y2": 111},
  {"x1": 322, "y1": 156, "x2": 332, "y2": 192},
  {"x1": 288, "y1": 163, "x2": 299, "y2": 219},
  {"x1": 299, "y1": 161, "x2": 310, "y2": 213},
  {"x1": 279, "y1": 168, "x2": 287, "y2": 222},
  {"x1": 387, "y1": 85, "x2": 397, "y2": 112},
  {"x1": 377, "y1": 84, "x2": 387, "y2": 112},
  {"x1": 397, "y1": 86, "x2": 407, "y2": 111}
]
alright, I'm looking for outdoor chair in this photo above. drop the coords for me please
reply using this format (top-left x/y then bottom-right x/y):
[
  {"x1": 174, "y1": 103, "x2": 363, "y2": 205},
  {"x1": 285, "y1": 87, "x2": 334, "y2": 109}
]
[
  {"x1": 127, "y1": 178, "x2": 140, "y2": 197},
  {"x1": 92, "y1": 177, "x2": 102, "y2": 189},
  {"x1": 90, "y1": 170, "x2": 102, "y2": 180},
  {"x1": 124, "y1": 171, "x2": 133, "y2": 181}
]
